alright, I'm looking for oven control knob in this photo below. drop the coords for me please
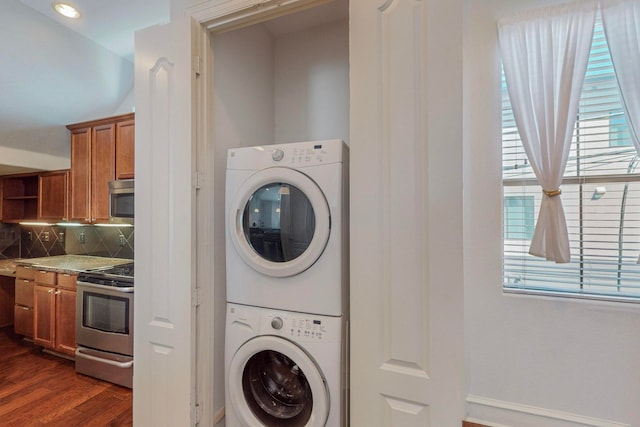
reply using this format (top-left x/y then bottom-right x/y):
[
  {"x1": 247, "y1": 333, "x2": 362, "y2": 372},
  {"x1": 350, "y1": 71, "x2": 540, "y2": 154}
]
[
  {"x1": 271, "y1": 316, "x2": 283, "y2": 330},
  {"x1": 272, "y1": 149, "x2": 284, "y2": 162}
]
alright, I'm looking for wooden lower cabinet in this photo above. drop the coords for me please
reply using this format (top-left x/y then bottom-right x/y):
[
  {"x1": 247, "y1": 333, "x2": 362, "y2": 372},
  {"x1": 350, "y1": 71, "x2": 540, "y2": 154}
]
[
  {"x1": 0, "y1": 276, "x2": 15, "y2": 327},
  {"x1": 14, "y1": 266, "x2": 36, "y2": 338},
  {"x1": 54, "y1": 288, "x2": 76, "y2": 355},
  {"x1": 34, "y1": 284, "x2": 55, "y2": 348},
  {"x1": 33, "y1": 272, "x2": 77, "y2": 357},
  {"x1": 14, "y1": 305, "x2": 34, "y2": 336}
]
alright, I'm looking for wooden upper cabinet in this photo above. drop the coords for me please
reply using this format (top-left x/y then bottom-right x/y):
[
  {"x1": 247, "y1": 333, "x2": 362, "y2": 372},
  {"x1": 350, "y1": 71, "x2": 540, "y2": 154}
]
[
  {"x1": 91, "y1": 123, "x2": 116, "y2": 223},
  {"x1": 0, "y1": 171, "x2": 69, "y2": 222},
  {"x1": 116, "y1": 119, "x2": 135, "y2": 179},
  {"x1": 69, "y1": 127, "x2": 92, "y2": 223},
  {"x1": 67, "y1": 113, "x2": 134, "y2": 224},
  {"x1": 1, "y1": 174, "x2": 38, "y2": 221},
  {"x1": 38, "y1": 170, "x2": 68, "y2": 221}
]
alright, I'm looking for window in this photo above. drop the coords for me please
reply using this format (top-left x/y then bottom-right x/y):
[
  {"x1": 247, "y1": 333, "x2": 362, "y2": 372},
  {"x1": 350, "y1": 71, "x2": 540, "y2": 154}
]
[
  {"x1": 502, "y1": 16, "x2": 640, "y2": 300},
  {"x1": 609, "y1": 112, "x2": 632, "y2": 147},
  {"x1": 503, "y1": 196, "x2": 535, "y2": 240}
]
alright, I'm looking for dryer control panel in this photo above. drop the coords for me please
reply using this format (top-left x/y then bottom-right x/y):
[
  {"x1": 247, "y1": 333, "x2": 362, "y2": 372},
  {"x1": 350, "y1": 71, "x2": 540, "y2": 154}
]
[
  {"x1": 227, "y1": 139, "x2": 346, "y2": 170},
  {"x1": 288, "y1": 145, "x2": 330, "y2": 166}
]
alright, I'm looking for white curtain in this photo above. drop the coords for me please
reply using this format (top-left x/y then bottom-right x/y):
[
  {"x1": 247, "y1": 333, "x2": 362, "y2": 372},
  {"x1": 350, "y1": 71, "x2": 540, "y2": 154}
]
[
  {"x1": 498, "y1": 1, "x2": 597, "y2": 263},
  {"x1": 601, "y1": 0, "x2": 640, "y2": 263},
  {"x1": 601, "y1": 0, "x2": 640, "y2": 151}
]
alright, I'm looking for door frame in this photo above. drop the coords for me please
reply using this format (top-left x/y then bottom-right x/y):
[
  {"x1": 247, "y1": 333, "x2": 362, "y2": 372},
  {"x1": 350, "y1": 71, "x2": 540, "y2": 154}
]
[{"x1": 185, "y1": 1, "x2": 344, "y2": 425}]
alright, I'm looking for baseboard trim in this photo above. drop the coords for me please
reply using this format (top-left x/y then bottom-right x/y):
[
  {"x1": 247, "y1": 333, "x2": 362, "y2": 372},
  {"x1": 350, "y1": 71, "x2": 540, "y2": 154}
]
[
  {"x1": 466, "y1": 395, "x2": 630, "y2": 427},
  {"x1": 463, "y1": 417, "x2": 510, "y2": 427},
  {"x1": 463, "y1": 420, "x2": 495, "y2": 427}
]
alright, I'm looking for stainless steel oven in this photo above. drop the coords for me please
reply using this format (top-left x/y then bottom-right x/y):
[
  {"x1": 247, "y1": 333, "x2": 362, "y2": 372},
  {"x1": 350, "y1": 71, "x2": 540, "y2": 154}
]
[{"x1": 76, "y1": 263, "x2": 134, "y2": 388}]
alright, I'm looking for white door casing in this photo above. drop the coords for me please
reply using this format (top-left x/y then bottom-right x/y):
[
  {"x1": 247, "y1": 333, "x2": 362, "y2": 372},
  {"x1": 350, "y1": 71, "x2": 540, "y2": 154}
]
[
  {"x1": 349, "y1": 0, "x2": 465, "y2": 426},
  {"x1": 134, "y1": 16, "x2": 202, "y2": 426}
]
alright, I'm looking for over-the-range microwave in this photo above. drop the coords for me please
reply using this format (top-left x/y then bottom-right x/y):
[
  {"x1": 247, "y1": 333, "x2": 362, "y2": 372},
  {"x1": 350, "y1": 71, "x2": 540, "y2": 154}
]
[{"x1": 108, "y1": 179, "x2": 134, "y2": 224}]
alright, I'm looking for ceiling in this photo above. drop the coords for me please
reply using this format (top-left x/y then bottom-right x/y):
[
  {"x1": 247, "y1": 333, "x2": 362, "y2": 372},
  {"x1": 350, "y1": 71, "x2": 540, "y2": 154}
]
[
  {"x1": 0, "y1": 0, "x2": 169, "y2": 175},
  {"x1": 19, "y1": 0, "x2": 170, "y2": 61}
]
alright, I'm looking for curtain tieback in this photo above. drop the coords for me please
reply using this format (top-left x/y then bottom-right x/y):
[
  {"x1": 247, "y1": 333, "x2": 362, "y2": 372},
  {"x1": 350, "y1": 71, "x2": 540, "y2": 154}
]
[{"x1": 543, "y1": 189, "x2": 562, "y2": 197}]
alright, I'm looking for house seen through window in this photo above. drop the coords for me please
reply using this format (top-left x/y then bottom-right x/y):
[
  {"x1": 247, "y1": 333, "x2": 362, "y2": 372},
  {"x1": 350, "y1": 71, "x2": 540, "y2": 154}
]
[{"x1": 502, "y1": 15, "x2": 640, "y2": 300}]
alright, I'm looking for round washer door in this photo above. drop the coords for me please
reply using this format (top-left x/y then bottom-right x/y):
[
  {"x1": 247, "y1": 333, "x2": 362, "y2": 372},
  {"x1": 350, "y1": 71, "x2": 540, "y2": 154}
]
[
  {"x1": 228, "y1": 168, "x2": 330, "y2": 278},
  {"x1": 228, "y1": 335, "x2": 330, "y2": 427}
]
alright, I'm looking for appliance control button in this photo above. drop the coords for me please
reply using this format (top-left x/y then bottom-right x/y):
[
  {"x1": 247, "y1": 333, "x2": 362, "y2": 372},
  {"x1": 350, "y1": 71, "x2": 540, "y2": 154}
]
[
  {"x1": 271, "y1": 316, "x2": 283, "y2": 330},
  {"x1": 272, "y1": 149, "x2": 284, "y2": 161}
]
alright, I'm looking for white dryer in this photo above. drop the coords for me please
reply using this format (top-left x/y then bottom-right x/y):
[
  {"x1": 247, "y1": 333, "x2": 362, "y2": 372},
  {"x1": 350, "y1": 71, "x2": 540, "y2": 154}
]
[
  {"x1": 225, "y1": 140, "x2": 348, "y2": 316},
  {"x1": 225, "y1": 303, "x2": 348, "y2": 427}
]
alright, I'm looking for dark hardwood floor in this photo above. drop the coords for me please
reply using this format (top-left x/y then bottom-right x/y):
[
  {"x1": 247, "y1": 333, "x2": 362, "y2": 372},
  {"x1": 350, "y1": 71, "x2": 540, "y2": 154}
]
[{"x1": 0, "y1": 326, "x2": 132, "y2": 426}]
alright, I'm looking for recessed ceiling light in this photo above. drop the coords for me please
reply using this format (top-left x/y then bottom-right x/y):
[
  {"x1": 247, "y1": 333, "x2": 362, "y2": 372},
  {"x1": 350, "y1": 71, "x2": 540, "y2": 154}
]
[{"x1": 52, "y1": 2, "x2": 81, "y2": 19}]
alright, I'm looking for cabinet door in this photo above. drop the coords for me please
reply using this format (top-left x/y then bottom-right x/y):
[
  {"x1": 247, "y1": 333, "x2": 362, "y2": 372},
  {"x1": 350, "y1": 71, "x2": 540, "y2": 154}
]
[
  {"x1": 15, "y1": 278, "x2": 35, "y2": 307},
  {"x1": 91, "y1": 124, "x2": 116, "y2": 223},
  {"x1": 69, "y1": 127, "x2": 92, "y2": 222},
  {"x1": 55, "y1": 288, "x2": 76, "y2": 356},
  {"x1": 116, "y1": 119, "x2": 135, "y2": 179},
  {"x1": 38, "y1": 170, "x2": 69, "y2": 221},
  {"x1": 0, "y1": 277, "x2": 14, "y2": 327},
  {"x1": 14, "y1": 305, "x2": 33, "y2": 337},
  {"x1": 33, "y1": 285, "x2": 55, "y2": 349}
]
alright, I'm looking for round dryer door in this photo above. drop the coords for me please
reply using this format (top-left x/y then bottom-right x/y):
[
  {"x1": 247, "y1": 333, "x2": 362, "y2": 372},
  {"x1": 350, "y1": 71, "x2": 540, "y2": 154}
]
[
  {"x1": 228, "y1": 168, "x2": 331, "y2": 278},
  {"x1": 228, "y1": 336, "x2": 329, "y2": 427}
]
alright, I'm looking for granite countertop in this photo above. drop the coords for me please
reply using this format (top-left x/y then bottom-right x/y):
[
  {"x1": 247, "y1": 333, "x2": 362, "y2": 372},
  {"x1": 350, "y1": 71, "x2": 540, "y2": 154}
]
[
  {"x1": 0, "y1": 259, "x2": 17, "y2": 278},
  {"x1": 8, "y1": 255, "x2": 132, "y2": 276}
]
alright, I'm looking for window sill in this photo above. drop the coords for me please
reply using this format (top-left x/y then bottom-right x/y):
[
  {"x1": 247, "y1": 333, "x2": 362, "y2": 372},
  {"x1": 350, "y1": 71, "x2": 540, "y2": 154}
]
[{"x1": 503, "y1": 286, "x2": 640, "y2": 304}]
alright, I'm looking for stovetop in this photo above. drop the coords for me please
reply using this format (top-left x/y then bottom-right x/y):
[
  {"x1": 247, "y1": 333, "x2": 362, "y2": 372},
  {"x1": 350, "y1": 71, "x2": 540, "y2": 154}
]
[
  {"x1": 77, "y1": 262, "x2": 134, "y2": 288},
  {"x1": 97, "y1": 262, "x2": 134, "y2": 277}
]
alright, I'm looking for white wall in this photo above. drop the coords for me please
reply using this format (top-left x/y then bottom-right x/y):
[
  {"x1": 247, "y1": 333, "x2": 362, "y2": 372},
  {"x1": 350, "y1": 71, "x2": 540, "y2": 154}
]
[
  {"x1": 274, "y1": 18, "x2": 349, "y2": 144},
  {"x1": 212, "y1": 16, "x2": 349, "y2": 148},
  {"x1": 213, "y1": 25, "x2": 275, "y2": 149},
  {"x1": 463, "y1": 1, "x2": 640, "y2": 426}
]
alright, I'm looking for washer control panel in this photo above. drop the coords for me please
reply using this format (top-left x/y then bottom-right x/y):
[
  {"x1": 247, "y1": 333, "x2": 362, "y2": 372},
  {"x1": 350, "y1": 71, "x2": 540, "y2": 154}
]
[{"x1": 263, "y1": 311, "x2": 341, "y2": 343}]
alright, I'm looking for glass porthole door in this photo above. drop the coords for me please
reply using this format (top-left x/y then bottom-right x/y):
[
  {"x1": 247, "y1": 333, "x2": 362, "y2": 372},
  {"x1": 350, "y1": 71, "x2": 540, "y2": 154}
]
[
  {"x1": 229, "y1": 168, "x2": 331, "y2": 277},
  {"x1": 228, "y1": 336, "x2": 329, "y2": 427}
]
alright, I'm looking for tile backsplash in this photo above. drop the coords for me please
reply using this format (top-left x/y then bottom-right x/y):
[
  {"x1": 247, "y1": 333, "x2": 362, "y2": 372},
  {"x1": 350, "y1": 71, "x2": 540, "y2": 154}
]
[
  {"x1": 0, "y1": 223, "x2": 134, "y2": 260},
  {"x1": 0, "y1": 223, "x2": 20, "y2": 259}
]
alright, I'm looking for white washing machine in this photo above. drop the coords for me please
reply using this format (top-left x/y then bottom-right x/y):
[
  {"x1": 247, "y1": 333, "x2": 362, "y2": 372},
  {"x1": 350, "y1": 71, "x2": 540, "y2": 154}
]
[
  {"x1": 225, "y1": 140, "x2": 348, "y2": 316},
  {"x1": 225, "y1": 303, "x2": 348, "y2": 427}
]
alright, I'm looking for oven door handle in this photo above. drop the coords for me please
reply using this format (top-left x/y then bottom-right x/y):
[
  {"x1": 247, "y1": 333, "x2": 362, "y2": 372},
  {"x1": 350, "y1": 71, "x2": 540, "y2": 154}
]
[
  {"x1": 77, "y1": 281, "x2": 134, "y2": 293},
  {"x1": 75, "y1": 348, "x2": 134, "y2": 369}
]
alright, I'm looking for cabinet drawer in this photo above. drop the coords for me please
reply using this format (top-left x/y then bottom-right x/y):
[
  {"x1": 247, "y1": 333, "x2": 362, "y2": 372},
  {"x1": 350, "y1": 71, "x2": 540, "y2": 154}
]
[
  {"x1": 35, "y1": 270, "x2": 57, "y2": 286},
  {"x1": 57, "y1": 273, "x2": 77, "y2": 290},
  {"x1": 15, "y1": 265, "x2": 36, "y2": 280},
  {"x1": 15, "y1": 279, "x2": 34, "y2": 307},
  {"x1": 14, "y1": 304, "x2": 34, "y2": 338}
]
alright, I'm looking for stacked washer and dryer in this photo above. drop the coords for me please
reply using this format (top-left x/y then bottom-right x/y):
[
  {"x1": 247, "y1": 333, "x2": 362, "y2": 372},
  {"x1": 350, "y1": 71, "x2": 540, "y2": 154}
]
[{"x1": 224, "y1": 140, "x2": 349, "y2": 427}]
